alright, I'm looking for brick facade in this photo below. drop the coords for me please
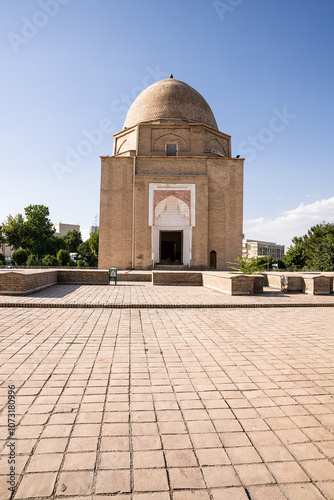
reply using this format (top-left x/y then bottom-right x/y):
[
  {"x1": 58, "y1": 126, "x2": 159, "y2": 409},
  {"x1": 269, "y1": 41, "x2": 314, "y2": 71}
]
[{"x1": 99, "y1": 124, "x2": 243, "y2": 270}]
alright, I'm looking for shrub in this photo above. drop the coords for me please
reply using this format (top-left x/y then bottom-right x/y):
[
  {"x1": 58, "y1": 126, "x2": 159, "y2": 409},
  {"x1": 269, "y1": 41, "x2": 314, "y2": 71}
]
[
  {"x1": 57, "y1": 249, "x2": 70, "y2": 266},
  {"x1": 228, "y1": 256, "x2": 267, "y2": 274},
  {"x1": 0, "y1": 254, "x2": 5, "y2": 265},
  {"x1": 42, "y1": 254, "x2": 58, "y2": 266},
  {"x1": 11, "y1": 249, "x2": 28, "y2": 266},
  {"x1": 26, "y1": 254, "x2": 42, "y2": 267},
  {"x1": 77, "y1": 259, "x2": 87, "y2": 268},
  {"x1": 67, "y1": 259, "x2": 76, "y2": 267}
]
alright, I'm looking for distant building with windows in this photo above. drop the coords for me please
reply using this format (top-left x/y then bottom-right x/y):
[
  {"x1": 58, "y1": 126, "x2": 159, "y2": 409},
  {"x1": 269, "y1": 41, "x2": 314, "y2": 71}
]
[
  {"x1": 243, "y1": 239, "x2": 285, "y2": 260},
  {"x1": 1, "y1": 242, "x2": 12, "y2": 259},
  {"x1": 89, "y1": 226, "x2": 99, "y2": 235},
  {"x1": 54, "y1": 223, "x2": 80, "y2": 238}
]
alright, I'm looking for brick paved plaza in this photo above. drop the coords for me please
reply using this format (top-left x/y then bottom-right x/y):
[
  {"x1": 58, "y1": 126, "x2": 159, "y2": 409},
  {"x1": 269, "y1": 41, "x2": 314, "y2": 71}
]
[{"x1": 1, "y1": 284, "x2": 334, "y2": 499}]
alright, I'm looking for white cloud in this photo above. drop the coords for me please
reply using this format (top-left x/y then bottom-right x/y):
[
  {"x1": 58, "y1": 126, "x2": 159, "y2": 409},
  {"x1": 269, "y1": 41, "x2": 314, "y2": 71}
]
[{"x1": 244, "y1": 197, "x2": 334, "y2": 248}]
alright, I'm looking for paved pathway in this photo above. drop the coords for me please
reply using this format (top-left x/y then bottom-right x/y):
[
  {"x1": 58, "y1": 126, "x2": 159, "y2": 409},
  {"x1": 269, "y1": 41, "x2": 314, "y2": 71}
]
[
  {"x1": 0, "y1": 283, "x2": 334, "y2": 307},
  {"x1": 0, "y1": 287, "x2": 334, "y2": 499}
]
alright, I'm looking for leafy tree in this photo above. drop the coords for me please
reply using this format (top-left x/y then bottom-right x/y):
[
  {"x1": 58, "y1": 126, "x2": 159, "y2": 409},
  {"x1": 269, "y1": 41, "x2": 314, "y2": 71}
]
[
  {"x1": 88, "y1": 230, "x2": 99, "y2": 257},
  {"x1": 283, "y1": 236, "x2": 307, "y2": 270},
  {"x1": 284, "y1": 222, "x2": 334, "y2": 271},
  {"x1": 77, "y1": 241, "x2": 98, "y2": 267},
  {"x1": 2, "y1": 213, "x2": 27, "y2": 250},
  {"x1": 57, "y1": 249, "x2": 70, "y2": 266},
  {"x1": 32, "y1": 235, "x2": 67, "y2": 258},
  {"x1": 11, "y1": 249, "x2": 28, "y2": 266},
  {"x1": 61, "y1": 230, "x2": 82, "y2": 253},
  {"x1": 0, "y1": 225, "x2": 5, "y2": 245},
  {"x1": 2, "y1": 205, "x2": 55, "y2": 253},
  {"x1": 306, "y1": 222, "x2": 334, "y2": 271},
  {"x1": 0, "y1": 253, "x2": 5, "y2": 265},
  {"x1": 42, "y1": 254, "x2": 58, "y2": 266},
  {"x1": 229, "y1": 256, "x2": 267, "y2": 274},
  {"x1": 24, "y1": 205, "x2": 55, "y2": 245},
  {"x1": 67, "y1": 259, "x2": 76, "y2": 267}
]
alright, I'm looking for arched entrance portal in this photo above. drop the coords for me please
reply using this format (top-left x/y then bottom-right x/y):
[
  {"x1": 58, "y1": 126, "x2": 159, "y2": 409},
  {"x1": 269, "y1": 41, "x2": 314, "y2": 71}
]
[
  {"x1": 155, "y1": 196, "x2": 188, "y2": 265},
  {"x1": 149, "y1": 184, "x2": 196, "y2": 268}
]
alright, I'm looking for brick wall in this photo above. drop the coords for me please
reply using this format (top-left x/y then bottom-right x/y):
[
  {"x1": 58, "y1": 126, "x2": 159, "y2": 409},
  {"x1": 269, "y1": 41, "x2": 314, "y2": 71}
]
[
  {"x1": 303, "y1": 275, "x2": 331, "y2": 295},
  {"x1": 202, "y1": 273, "x2": 254, "y2": 295},
  {"x1": 57, "y1": 270, "x2": 109, "y2": 284},
  {"x1": 0, "y1": 270, "x2": 57, "y2": 294},
  {"x1": 153, "y1": 271, "x2": 202, "y2": 286}
]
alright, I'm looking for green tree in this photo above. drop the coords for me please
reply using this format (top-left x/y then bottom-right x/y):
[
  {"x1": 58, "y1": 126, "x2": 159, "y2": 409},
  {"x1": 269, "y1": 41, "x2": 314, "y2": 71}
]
[
  {"x1": 11, "y1": 249, "x2": 28, "y2": 266},
  {"x1": 1, "y1": 205, "x2": 55, "y2": 253},
  {"x1": 57, "y1": 249, "x2": 70, "y2": 266},
  {"x1": 61, "y1": 230, "x2": 82, "y2": 253},
  {"x1": 32, "y1": 235, "x2": 67, "y2": 258},
  {"x1": 2, "y1": 213, "x2": 27, "y2": 250},
  {"x1": 77, "y1": 241, "x2": 98, "y2": 267},
  {"x1": 283, "y1": 222, "x2": 334, "y2": 271},
  {"x1": 42, "y1": 254, "x2": 58, "y2": 266},
  {"x1": 283, "y1": 236, "x2": 307, "y2": 270},
  {"x1": 306, "y1": 222, "x2": 334, "y2": 271},
  {"x1": 88, "y1": 230, "x2": 99, "y2": 257},
  {"x1": 0, "y1": 225, "x2": 5, "y2": 246},
  {"x1": 24, "y1": 205, "x2": 55, "y2": 250}
]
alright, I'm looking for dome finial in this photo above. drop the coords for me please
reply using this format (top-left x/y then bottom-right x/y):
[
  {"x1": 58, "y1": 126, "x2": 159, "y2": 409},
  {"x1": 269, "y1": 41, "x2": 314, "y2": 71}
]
[{"x1": 169, "y1": 74, "x2": 173, "y2": 78}]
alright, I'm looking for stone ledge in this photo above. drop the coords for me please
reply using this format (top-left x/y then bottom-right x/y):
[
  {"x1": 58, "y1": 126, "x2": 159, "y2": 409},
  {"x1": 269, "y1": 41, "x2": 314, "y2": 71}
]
[
  {"x1": 153, "y1": 271, "x2": 202, "y2": 285},
  {"x1": 202, "y1": 273, "x2": 256, "y2": 295},
  {"x1": 1, "y1": 302, "x2": 334, "y2": 309}
]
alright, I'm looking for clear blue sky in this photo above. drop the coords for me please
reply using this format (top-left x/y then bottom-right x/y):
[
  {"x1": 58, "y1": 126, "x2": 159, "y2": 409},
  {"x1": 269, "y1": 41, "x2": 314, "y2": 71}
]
[{"x1": 1, "y1": 0, "x2": 333, "y2": 247}]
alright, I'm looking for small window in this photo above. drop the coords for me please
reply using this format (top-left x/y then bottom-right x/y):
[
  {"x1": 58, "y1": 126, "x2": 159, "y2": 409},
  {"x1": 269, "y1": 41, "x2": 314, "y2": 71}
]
[{"x1": 166, "y1": 143, "x2": 178, "y2": 156}]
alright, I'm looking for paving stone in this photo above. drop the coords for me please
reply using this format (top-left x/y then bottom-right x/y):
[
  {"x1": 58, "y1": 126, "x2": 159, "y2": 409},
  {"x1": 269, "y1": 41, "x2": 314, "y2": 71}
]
[
  {"x1": 0, "y1": 293, "x2": 333, "y2": 498},
  {"x1": 133, "y1": 468, "x2": 169, "y2": 491}
]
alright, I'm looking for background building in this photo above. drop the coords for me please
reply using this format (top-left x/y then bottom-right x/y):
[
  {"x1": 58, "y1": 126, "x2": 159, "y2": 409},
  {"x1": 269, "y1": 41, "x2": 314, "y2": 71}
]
[
  {"x1": 0, "y1": 242, "x2": 12, "y2": 260},
  {"x1": 243, "y1": 238, "x2": 285, "y2": 260},
  {"x1": 99, "y1": 76, "x2": 244, "y2": 270},
  {"x1": 53, "y1": 223, "x2": 80, "y2": 238}
]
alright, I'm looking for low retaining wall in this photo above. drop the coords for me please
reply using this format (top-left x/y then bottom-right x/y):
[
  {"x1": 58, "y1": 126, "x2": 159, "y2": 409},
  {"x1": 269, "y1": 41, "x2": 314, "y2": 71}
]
[
  {"x1": 57, "y1": 269, "x2": 109, "y2": 284},
  {"x1": 267, "y1": 272, "x2": 332, "y2": 295},
  {"x1": 280, "y1": 275, "x2": 304, "y2": 293},
  {"x1": 153, "y1": 272, "x2": 202, "y2": 286},
  {"x1": 303, "y1": 274, "x2": 331, "y2": 295},
  {"x1": 253, "y1": 275, "x2": 265, "y2": 293},
  {"x1": 118, "y1": 272, "x2": 152, "y2": 282},
  {"x1": 0, "y1": 270, "x2": 57, "y2": 295},
  {"x1": 203, "y1": 273, "x2": 255, "y2": 295},
  {"x1": 266, "y1": 274, "x2": 282, "y2": 288},
  {"x1": 0, "y1": 269, "x2": 333, "y2": 296}
]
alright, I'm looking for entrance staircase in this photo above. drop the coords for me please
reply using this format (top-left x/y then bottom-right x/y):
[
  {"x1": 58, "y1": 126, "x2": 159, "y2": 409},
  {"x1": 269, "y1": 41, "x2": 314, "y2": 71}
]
[{"x1": 154, "y1": 264, "x2": 189, "y2": 271}]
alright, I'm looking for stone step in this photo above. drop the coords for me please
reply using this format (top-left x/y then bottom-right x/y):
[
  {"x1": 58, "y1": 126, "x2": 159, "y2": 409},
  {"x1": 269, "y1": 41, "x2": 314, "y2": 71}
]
[{"x1": 154, "y1": 265, "x2": 189, "y2": 270}]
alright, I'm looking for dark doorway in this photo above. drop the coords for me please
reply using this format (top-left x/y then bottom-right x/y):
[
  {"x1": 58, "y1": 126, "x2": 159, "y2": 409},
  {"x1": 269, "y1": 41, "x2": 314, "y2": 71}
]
[
  {"x1": 210, "y1": 250, "x2": 217, "y2": 270},
  {"x1": 160, "y1": 231, "x2": 182, "y2": 264}
]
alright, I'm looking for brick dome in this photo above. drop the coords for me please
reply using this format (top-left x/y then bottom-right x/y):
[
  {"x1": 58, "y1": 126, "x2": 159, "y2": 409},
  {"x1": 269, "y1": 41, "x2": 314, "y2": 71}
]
[{"x1": 123, "y1": 77, "x2": 218, "y2": 130}]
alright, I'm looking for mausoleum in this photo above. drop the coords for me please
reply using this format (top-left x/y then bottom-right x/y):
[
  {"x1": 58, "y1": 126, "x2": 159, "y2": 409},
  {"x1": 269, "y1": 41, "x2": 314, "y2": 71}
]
[{"x1": 98, "y1": 76, "x2": 243, "y2": 270}]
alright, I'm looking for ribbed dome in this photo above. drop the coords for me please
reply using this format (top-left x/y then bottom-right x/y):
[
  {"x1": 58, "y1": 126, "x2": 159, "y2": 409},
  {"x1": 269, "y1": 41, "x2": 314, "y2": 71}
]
[{"x1": 123, "y1": 77, "x2": 218, "y2": 130}]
